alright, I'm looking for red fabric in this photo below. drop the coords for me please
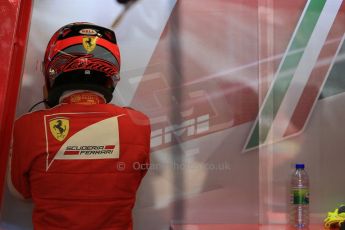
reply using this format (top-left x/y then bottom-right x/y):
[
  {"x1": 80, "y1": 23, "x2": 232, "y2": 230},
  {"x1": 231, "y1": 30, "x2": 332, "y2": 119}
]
[
  {"x1": 10, "y1": 103, "x2": 151, "y2": 230},
  {"x1": 0, "y1": 0, "x2": 33, "y2": 206}
]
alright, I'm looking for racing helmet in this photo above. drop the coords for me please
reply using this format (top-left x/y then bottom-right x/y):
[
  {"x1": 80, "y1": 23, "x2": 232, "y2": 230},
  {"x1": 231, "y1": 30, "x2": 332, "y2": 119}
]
[{"x1": 43, "y1": 22, "x2": 121, "y2": 106}]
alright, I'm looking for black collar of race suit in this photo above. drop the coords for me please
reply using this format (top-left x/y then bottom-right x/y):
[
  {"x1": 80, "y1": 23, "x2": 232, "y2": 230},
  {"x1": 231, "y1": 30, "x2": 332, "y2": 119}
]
[
  {"x1": 47, "y1": 71, "x2": 115, "y2": 107},
  {"x1": 47, "y1": 84, "x2": 113, "y2": 107}
]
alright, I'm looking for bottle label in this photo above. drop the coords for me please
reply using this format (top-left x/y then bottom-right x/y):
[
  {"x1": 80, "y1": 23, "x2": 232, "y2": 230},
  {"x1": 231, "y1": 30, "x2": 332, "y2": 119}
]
[{"x1": 292, "y1": 188, "x2": 309, "y2": 205}]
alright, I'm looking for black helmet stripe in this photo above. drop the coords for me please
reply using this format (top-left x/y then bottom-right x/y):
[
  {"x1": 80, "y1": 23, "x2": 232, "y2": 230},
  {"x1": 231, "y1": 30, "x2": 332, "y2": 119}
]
[{"x1": 61, "y1": 45, "x2": 119, "y2": 68}]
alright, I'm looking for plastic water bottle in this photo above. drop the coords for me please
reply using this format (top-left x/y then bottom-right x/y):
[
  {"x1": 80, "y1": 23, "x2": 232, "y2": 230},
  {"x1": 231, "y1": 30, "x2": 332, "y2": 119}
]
[{"x1": 290, "y1": 163, "x2": 309, "y2": 228}]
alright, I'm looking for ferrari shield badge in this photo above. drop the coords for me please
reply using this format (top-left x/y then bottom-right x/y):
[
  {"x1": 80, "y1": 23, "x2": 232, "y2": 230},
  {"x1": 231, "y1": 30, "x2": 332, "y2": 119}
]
[
  {"x1": 82, "y1": 36, "x2": 97, "y2": 53},
  {"x1": 49, "y1": 118, "x2": 69, "y2": 141}
]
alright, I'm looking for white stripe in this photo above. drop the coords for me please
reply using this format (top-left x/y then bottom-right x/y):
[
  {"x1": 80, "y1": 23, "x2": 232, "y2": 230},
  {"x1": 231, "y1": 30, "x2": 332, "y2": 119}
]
[
  {"x1": 266, "y1": 0, "x2": 343, "y2": 143},
  {"x1": 297, "y1": 34, "x2": 345, "y2": 136},
  {"x1": 243, "y1": 0, "x2": 313, "y2": 151},
  {"x1": 44, "y1": 112, "x2": 108, "y2": 170},
  {"x1": 46, "y1": 114, "x2": 125, "y2": 170}
]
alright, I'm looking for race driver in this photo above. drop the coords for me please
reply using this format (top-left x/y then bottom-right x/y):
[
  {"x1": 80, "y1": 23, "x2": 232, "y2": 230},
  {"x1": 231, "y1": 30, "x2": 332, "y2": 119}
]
[{"x1": 8, "y1": 22, "x2": 151, "y2": 230}]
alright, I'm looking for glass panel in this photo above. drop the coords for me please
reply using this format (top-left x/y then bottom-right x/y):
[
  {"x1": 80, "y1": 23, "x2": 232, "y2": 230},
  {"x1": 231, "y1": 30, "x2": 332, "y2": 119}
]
[
  {"x1": 2, "y1": 0, "x2": 344, "y2": 229},
  {"x1": 257, "y1": 0, "x2": 345, "y2": 226}
]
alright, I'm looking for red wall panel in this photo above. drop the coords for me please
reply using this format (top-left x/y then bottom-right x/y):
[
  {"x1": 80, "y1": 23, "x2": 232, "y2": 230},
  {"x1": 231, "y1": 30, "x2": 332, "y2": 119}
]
[{"x1": 0, "y1": 0, "x2": 32, "y2": 207}]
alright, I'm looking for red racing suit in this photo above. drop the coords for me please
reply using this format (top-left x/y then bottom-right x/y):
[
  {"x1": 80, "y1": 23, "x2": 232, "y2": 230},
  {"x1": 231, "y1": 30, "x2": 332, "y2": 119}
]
[{"x1": 9, "y1": 93, "x2": 151, "y2": 230}]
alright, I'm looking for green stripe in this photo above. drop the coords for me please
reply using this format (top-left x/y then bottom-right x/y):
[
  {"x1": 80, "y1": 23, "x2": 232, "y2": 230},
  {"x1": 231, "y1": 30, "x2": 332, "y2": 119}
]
[
  {"x1": 246, "y1": 0, "x2": 326, "y2": 150},
  {"x1": 320, "y1": 40, "x2": 345, "y2": 99}
]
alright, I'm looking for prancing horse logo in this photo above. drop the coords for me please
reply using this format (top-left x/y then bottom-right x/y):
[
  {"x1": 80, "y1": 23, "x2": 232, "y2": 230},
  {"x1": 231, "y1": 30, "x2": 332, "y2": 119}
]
[
  {"x1": 82, "y1": 36, "x2": 97, "y2": 53},
  {"x1": 49, "y1": 118, "x2": 69, "y2": 141}
]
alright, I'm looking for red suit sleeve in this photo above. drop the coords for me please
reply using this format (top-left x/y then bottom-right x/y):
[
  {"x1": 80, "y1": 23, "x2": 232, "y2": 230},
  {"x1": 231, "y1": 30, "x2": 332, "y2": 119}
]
[
  {"x1": 126, "y1": 108, "x2": 151, "y2": 176},
  {"x1": 8, "y1": 115, "x2": 33, "y2": 199},
  {"x1": 143, "y1": 120, "x2": 151, "y2": 177}
]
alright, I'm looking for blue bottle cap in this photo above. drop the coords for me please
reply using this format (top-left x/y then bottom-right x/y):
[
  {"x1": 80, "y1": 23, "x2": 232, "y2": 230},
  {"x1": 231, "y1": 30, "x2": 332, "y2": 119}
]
[{"x1": 295, "y1": 164, "x2": 305, "y2": 169}]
